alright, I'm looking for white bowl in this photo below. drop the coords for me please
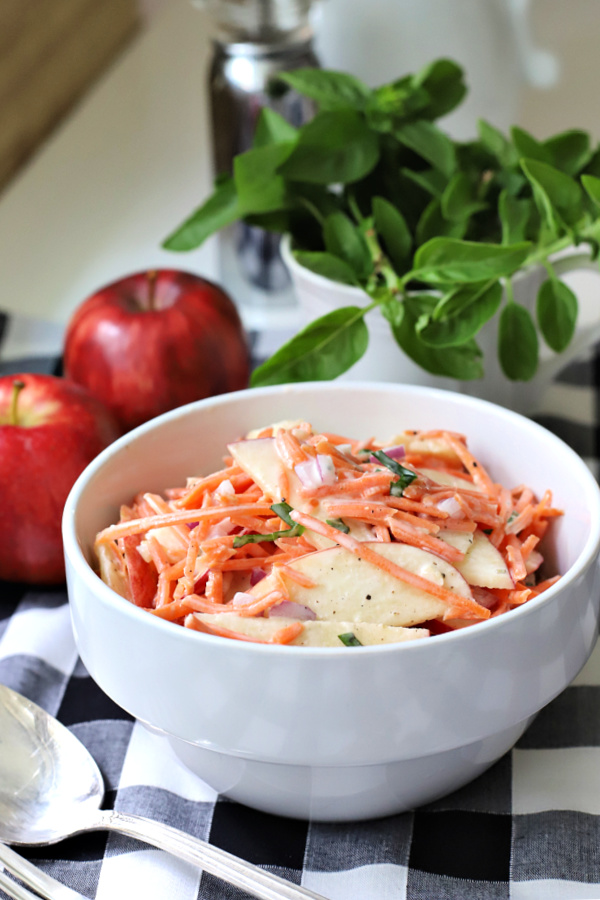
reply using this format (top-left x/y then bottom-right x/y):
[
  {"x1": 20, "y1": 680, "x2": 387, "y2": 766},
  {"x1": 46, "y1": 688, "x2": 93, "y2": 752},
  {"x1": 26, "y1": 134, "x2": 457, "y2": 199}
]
[{"x1": 62, "y1": 383, "x2": 600, "y2": 821}]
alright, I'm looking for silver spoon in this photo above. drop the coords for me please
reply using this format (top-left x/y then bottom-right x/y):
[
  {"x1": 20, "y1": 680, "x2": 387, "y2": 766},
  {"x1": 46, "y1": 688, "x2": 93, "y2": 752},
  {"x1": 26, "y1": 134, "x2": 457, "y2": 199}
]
[{"x1": 0, "y1": 684, "x2": 327, "y2": 900}]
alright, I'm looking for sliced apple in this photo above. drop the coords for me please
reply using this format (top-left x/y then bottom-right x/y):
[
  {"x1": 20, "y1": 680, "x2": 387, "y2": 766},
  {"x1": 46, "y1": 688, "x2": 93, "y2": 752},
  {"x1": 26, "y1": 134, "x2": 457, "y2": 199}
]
[
  {"x1": 385, "y1": 431, "x2": 462, "y2": 463},
  {"x1": 441, "y1": 528, "x2": 513, "y2": 589},
  {"x1": 192, "y1": 612, "x2": 429, "y2": 646},
  {"x1": 251, "y1": 542, "x2": 479, "y2": 626},
  {"x1": 453, "y1": 529, "x2": 514, "y2": 589},
  {"x1": 436, "y1": 529, "x2": 475, "y2": 554},
  {"x1": 417, "y1": 467, "x2": 483, "y2": 492},
  {"x1": 227, "y1": 437, "x2": 373, "y2": 549}
]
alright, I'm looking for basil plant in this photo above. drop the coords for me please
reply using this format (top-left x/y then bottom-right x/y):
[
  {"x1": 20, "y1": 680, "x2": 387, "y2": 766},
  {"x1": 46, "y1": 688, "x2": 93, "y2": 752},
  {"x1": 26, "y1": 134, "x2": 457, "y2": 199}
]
[{"x1": 163, "y1": 59, "x2": 600, "y2": 387}]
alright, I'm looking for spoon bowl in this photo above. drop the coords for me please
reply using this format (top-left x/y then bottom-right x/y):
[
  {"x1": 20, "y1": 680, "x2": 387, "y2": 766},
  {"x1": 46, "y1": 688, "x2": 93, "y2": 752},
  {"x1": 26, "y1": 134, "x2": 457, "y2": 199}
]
[
  {"x1": 0, "y1": 684, "x2": 327, "y2": 900},
  {"x1": 0, "y1": 685, "x2": 104, "y2": 845}
]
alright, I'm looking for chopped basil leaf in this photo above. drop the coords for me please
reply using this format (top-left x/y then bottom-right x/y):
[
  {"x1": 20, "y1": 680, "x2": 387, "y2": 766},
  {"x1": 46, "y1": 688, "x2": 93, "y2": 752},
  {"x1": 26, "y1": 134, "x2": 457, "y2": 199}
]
[
  {"x1": 371, "y1": 450, "x2": 417, "y2": 487},
  {"x1": 326, "y1": 517, "x2": 351, "y2": 534},
  {"x1": 389, "y1": 480, "x2": 407, "y2": 497},
  {"x1": 233, "y1": 524, "x2": 303, "y2": 548},
  {"x1": 271, "y1": 500, "x2": 298, "y2": 528},
  {"x1": 506, "y1": 511, "x2": 518, "y2": 526},
  {"x1": 338, "y1": 632, "x2": 363, "y2": 647},
  {"x1": 233, "y1": 501, "x2": 306, "y2": 547}
]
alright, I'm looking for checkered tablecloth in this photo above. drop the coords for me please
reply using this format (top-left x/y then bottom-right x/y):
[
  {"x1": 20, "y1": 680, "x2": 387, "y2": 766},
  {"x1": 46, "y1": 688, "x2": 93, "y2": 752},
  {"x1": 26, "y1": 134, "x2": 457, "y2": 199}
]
[{"x1": 1, "y1": 309, "x2": 600, "y2": 900}]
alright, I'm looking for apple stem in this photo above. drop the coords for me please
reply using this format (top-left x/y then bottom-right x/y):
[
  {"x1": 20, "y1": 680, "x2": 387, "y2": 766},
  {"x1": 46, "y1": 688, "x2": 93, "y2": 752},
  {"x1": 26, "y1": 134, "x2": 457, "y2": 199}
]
[
  {"x1": 147, "y1": 270, "x2": 158, "y2": 310},
  {"x1": 10, "y1": 380, "x2": 25, "y2": 426}
]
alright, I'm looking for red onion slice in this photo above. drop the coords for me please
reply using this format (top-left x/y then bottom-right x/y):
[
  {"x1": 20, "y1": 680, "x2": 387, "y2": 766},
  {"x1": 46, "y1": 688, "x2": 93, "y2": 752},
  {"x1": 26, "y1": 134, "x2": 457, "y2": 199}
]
[
  {"x1": 294, "y1": 458, "x2": 320, "y2": 490},
  {"x1": 268, "y1": 600, "x2": 317, "y2": 620},
  {"x1": 232, "y1": 591, "x2": 255, "y2": 607},
  {"x1": 250, "y1": 567, "x2": 267, "y2": 586},
  {"x1": 436, "y1": 497, "x2": 462, "y2": 517},
  {"x1": 316, "y1": 454, "x2": 336, "y2": 485},
  {"x1": 370, "y1": 444, "x2": 405, "y2": 463}
]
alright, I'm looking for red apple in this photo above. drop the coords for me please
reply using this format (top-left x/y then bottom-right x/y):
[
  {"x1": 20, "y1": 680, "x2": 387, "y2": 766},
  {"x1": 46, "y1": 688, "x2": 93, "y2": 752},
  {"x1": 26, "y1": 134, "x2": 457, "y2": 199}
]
[
  {"x1": 63, "y1": 269, "x2": 251, "y2": 433},
  {"x1": 0, "y1": 374, "x2": 119, "y2": 584}
]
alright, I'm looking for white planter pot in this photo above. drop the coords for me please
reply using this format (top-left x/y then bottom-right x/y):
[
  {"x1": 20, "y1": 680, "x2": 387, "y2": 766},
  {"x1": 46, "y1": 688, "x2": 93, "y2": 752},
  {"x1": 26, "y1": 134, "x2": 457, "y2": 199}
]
[{"x1": 281, "y1": 238, "x2": 600, "y2": 416}]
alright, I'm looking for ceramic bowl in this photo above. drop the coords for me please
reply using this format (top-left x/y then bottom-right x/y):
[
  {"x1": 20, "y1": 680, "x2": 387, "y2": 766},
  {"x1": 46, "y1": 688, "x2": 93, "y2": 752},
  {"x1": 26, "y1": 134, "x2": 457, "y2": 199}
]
[{"x1": 62, "y1": 383, "x2": 600, "y2": 821}]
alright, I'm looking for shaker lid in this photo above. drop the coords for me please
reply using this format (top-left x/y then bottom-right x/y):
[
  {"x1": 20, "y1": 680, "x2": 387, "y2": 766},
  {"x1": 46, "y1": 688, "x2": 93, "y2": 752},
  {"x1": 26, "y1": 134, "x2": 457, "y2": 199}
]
[{"x1": 193, "y1": 0, "x2": 314, "y2": 45}]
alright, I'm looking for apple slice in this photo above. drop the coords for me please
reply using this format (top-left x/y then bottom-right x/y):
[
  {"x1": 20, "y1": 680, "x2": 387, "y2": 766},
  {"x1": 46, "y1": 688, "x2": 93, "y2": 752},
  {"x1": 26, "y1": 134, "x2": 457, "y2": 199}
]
[
  {"x1": 192, "y1": 613, "x2": 429, "y2": 646},
  {"x1": 441, "y1": 529, "x2": 514, "y2": 589},
  {"x1": 227, "y1": 437, "x2": 373, "y2": 549},
  {"x1": 417, "y1": 467, "x2": 483, "y2": 492},
  {"x1": 385, "y1": 431, "x2": 462, "y2": 463},
  {"x1": 251, "y1": 542, "x2": 476, "y2": 627}
]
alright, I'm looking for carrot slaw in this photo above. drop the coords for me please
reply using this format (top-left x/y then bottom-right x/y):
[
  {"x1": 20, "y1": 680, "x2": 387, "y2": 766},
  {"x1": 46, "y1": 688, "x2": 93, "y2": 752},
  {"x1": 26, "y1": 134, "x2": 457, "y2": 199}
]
[{"x1": 94, "y1": 420, "x2": 562, "y2": 647}]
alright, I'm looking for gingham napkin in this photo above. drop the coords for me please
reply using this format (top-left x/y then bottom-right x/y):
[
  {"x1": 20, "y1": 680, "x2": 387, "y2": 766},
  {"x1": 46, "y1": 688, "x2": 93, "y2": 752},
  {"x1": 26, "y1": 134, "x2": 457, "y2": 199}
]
[{"x1": 1, "y1": 309, "x2": 600, "y2": 900}]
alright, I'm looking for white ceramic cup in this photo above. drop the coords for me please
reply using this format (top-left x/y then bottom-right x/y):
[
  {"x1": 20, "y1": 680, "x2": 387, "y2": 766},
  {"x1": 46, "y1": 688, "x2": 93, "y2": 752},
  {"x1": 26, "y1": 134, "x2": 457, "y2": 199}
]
[{"x1": 281, "y1": 239, "x2": 600, "y2": 416}]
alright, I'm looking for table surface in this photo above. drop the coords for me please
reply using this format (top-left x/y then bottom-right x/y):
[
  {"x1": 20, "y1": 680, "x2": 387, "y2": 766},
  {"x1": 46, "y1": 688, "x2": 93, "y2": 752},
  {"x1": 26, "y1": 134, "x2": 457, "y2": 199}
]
[{"x1": 2, "y1": 4, "x2": 600, "y2": 898}]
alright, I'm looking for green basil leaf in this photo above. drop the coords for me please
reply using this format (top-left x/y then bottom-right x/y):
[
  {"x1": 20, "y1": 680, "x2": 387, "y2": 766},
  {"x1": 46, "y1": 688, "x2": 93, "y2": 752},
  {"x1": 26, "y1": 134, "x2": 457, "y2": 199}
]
[
  {"x1": 498, "y1": 303, "x2": 539, "y2": 380},
  {"x1": 412, "y1": 238, "x2": 531, "y2": 284},
  {"x1": 400, "y1": 167, "x2": 448, "y2": 198},
  {"x1": 536, "y1": 277, "x2": 578, "y2": 352},
  {"x1": 271, "y1": 501, "x2": 298, "y2": 527},
  {"x1": 477, "y1": 119, "x2": 518, "y2": 168},
  {"x1": 251, "y1": 306, "x2": 369, "y2": 385},
  {"x1": 371, "y1": 450, "x2": 417, "y2": 482},
  {"x1": 368, "y1": 76, "x2": 430, "y2": 127},
  {"x1": 499, "y1": 190, "x2": 532, "y2": 244},
  {"x1": 234, "y1": 142, "x2": 295, "y2": 214},
  {"x1": 394, "y1": 120, "x2": 457, "y2": 177},
  {"x1": 278, "y1": 68, "x2": 372, "y2": 111},
  {"x1": 411, "y1": 58, "x2": 467, "y2": 120},
  {"x1": 383, "y1": 294, "x2": 484, "y2": 380},
  {"x1": 253, "y1": 108, "x2": 298, "y2": 147},
  {"x1": 416, "y1": 199, "x2": 467, "y2": 246},
  {"x1": 338, "y1": 632, "x2": 363, "y2": 647},
  {"x1": 292, "y1": 250, "x2": 358, "y2": 285},
  {"x1": 582, "y1": 173, "x2": 600, "y2": 209},
  {"x1": 441, "y1": 172, "x2": 488, "y2": 222},
  {"x1": 162, "y1": 176, "x2": 240, "y2": 251},
  {"x1": 277, "y1": 110, "x2": 380, "y2": 184},
  {"x1": 520, "y1": 158, "x2": 584, "y2": 227},
  {"x1": 419, "y1": 281, "x2": 502, "y2": 347},
  {"x1": 372, "y1": 196, "x2": 412, "y2": 274},
  {"x1": 511, "y1": 126, "x2": 554, "y2": 165},
  {"x1": 543, "y1": 129, "x2": 592, "y2": 176},
  {"x1": 323, "y1": 212, "x2": 372, "y2": 281}
]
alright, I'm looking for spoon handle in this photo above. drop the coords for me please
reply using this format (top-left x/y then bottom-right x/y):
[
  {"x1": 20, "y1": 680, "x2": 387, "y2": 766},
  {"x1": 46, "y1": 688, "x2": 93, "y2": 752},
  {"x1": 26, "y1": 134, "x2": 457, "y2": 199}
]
[
  {"x1": 0, "y1": 844, "x2": 85, "y2": 900},
  {"x1": 97, "y1": 810, "x2": 327, "y2": 900}
]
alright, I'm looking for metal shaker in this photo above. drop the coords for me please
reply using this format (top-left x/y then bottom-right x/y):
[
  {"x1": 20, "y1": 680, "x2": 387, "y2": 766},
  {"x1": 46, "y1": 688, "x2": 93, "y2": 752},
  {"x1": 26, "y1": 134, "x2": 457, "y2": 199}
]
[{"x1": 197, "y1": 0, "x2": 319, "y2": 322}]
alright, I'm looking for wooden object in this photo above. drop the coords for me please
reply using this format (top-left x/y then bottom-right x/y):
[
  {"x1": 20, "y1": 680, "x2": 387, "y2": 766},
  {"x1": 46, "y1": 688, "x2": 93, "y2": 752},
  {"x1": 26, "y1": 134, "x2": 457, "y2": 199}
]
[{"x1": 0, "y1": 0, "x2": 140, "y2": 191}]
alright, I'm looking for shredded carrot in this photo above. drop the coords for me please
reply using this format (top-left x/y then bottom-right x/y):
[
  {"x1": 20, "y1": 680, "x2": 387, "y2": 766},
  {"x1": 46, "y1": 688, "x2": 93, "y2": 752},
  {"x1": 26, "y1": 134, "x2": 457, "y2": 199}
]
[
  {"x1": 175, "y1": 465, "x2": 244, "y2": 509},
  {"x1": 442, "y1": 432, "x2": 497, "y2": 496},
  {"x1": 275, "y1": 564, "x2": 317, "y2": 588},
  {"x1": 95, "y1": 503, "x2": 273, "y2": 544}
]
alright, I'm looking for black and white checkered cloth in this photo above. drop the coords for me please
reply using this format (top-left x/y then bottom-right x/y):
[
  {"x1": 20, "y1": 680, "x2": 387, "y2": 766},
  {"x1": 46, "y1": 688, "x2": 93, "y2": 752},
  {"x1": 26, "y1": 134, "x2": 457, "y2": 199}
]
[{"x1": 1, "y1": 309, "x2": 600, "y2": 900}]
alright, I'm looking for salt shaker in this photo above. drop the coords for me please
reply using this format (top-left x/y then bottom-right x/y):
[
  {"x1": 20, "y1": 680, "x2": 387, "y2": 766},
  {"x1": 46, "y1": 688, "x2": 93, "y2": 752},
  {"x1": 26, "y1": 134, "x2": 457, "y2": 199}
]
[{"x1": 196, "y1": 0, "x2": 319, "y2": 324}]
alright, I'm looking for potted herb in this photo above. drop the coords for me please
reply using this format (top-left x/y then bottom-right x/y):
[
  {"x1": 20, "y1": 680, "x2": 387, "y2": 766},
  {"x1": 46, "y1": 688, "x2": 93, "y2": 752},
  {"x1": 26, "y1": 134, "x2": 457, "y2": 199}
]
[{"x1": 163, "y1": 59, "x2": 600, "y2": 388}]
